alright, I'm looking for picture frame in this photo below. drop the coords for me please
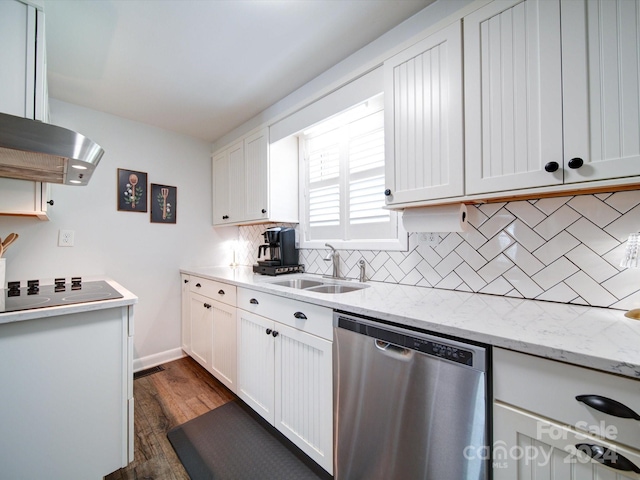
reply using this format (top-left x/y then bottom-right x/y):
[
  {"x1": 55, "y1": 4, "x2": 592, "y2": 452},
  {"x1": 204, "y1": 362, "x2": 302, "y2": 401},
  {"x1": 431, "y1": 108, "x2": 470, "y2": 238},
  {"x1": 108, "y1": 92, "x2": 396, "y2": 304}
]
[
  {"x1": 117, "y1": 169, "x2": 148, "y2": 212},
  {"x1": 150, "y1": 183, "x2": 177, "y2": 224}
]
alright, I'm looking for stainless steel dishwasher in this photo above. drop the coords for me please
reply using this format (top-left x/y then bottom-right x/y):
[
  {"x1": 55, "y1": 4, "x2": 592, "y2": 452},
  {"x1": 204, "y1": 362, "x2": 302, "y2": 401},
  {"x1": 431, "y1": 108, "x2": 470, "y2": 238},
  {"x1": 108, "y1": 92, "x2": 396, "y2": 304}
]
[{"x1": 334, "y1": 311, "x2": 489, "y2": 480}]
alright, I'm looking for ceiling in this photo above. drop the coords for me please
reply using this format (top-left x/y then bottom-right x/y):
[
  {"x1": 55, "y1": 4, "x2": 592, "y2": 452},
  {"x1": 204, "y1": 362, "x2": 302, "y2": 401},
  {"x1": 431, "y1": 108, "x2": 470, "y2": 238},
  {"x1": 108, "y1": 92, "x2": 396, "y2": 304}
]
[{"x1": 42, "y1": 0, "x2": 434, "y2": 143}]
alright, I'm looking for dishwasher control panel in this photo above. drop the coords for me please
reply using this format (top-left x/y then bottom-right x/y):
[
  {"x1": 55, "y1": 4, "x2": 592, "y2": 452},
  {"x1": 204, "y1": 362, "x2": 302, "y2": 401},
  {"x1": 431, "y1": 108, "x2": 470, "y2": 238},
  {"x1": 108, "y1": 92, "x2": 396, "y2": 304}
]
[{"x1": 336, "y1": 312, "x2": 485, "y2": 370}]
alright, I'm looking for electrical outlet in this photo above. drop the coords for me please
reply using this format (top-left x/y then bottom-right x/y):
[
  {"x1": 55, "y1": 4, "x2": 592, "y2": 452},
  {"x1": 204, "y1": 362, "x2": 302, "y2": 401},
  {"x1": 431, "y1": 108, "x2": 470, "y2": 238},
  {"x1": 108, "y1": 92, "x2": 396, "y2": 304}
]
[
  {"x1": 58, "y1": 230, "x2": 75, "y2": 247},
  {"x1": 418, "y1": 232, "x2": 441, "y2": 246}
]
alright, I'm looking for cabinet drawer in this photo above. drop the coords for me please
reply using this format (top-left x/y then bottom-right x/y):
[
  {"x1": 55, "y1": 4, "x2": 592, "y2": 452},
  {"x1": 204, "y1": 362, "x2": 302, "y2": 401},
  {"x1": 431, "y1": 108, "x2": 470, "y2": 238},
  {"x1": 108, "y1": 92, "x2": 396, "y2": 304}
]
[
  {"x1": 494, "y1": 348, "x2": 640, "y2": 451},
  {"x1": 237, "y1": 288, "x2": 332, "y2": 341},
  {"x1": 190, "y1": 277, "x2": 236, "y2": 306}
]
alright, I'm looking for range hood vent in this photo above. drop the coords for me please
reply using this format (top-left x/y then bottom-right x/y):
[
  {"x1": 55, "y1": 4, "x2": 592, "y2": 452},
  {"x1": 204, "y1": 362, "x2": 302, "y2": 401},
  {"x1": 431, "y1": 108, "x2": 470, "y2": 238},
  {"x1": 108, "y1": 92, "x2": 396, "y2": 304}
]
[{"x1": 0, "y1": 112, "x2": 104, "y2": 186}]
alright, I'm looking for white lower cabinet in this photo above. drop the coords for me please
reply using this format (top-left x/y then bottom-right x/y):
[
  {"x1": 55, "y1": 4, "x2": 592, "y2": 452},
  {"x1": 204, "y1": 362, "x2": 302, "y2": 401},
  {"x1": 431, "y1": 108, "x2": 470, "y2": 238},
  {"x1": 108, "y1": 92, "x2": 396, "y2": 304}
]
[
  {"x1": 182, "y1": 276, "x2": 237, "y2": 393},
  {"x1": 237, "y1": 288, "x2": 333, "y2": 474},
  {"x1": 493, "y1": 348, "x2": 640, "y2": 479}
]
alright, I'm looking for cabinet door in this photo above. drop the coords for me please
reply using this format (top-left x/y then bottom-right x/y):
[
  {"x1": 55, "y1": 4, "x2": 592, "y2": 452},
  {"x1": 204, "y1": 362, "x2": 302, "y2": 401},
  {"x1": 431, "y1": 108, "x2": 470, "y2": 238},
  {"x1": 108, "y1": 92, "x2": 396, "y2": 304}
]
[
  {"x1": 243, "y1": 128, "x2": 269, "y2": 221},
  {"x1": 562, "y1": 0, "x2": 640, "y2": 184},
  {"x1": 464, "y1": 0, "x2": 564, "y2": 195},
  {"x1": 237, "y1": 310, "x2": 275, "y2": 423},
  {"x1": 212, "y1": 149, "x2": 230, "y2": 225},
  {"x1": 274, "y1": 323, "x2": 333, "y2": 474},
  {"x1": 180, "y1": 274, "x2": 191, "y2": 354},
  {"x1": 493, "y1": 402, "x2": 640, "y2": 480},
  {"x1": 189, "y1": 293, "x2": 213, "y2": 370},
  {"x1": 0, "y1": 179, "x2": 49, "y2": 219},
  {"x1": 384, "y1": 20, "x2": 464, "y2": 204},
  {"x1": 0, "y1": 0, "x2": 34, "y2": 118},
  {"x1": 212, "y1": 140, "x2": 244, "y2": 226},
  {"x1": 211, "y1": 301, "x2": 237, "y2": 393}
]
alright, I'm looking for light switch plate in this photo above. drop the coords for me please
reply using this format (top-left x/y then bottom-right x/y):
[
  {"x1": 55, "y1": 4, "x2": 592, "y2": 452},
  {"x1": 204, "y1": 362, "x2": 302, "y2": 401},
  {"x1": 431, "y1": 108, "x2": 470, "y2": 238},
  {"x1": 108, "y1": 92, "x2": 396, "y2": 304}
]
[{"x1": 58, "y1": 230, "x2": 75, "y2": 247}]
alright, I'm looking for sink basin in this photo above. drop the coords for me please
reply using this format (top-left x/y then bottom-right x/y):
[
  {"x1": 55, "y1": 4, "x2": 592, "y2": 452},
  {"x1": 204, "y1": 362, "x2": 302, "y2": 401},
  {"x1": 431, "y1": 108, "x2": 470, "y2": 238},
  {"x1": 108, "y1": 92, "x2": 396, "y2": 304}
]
[
  {"x1": 304, "y1": 284, "x2": 370, "y2": 294},
  {"x1": 270, "y1": 279, "x2": 324, "y2": 289}
]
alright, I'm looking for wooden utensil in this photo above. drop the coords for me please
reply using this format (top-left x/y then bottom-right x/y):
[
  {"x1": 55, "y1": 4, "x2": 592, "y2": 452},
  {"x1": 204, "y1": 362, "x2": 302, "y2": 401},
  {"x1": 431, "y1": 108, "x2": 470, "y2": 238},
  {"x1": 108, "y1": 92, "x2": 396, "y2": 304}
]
[
  {"x1": 161, "y1": 188, "x2": 169, "y2": 219},
  {"x1": 129, "y1": 174, "x2": 138, "y2": 209},
  {"x1": 1, "y1": 233, "x2": 18, "y2": 251}
]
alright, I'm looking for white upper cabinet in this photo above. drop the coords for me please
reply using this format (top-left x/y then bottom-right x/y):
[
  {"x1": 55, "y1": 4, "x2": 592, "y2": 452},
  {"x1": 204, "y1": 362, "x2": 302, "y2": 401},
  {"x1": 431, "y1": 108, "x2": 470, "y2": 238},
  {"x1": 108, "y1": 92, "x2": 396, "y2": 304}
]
[
  {"x1": 464, "y1": 0, "x2": 564, "y2": 195},
  {"x1": 464, "y1": 0, "x2": 640, "y2": 197},
  {"x1": 561, "y1": 0, "x2": 640, "y2": 184},
  {"x1": 0, "y1": 0, "x2": 51, "y2": 220},
  {"x1": 384, "y1": 20, "x2": 464, "y2": 205},
  {"x1": 212, "y1": 128, "x2": 298, "y2": 226}
]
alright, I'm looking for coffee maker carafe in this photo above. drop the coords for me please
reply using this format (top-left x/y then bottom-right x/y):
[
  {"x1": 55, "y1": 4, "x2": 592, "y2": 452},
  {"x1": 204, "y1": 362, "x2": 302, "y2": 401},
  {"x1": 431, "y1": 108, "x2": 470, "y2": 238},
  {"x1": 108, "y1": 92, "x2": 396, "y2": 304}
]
[{"x1": 254, "y1": 227, "x2": 303, "y2": 275}]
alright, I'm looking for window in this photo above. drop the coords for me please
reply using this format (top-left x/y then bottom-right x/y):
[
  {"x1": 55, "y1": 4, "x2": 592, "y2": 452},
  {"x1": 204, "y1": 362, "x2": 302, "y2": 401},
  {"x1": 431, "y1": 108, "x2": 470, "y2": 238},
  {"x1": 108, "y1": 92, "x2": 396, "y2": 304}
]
[{"x1": 299, "y1": 94, "x2": 406, "y2": 250}]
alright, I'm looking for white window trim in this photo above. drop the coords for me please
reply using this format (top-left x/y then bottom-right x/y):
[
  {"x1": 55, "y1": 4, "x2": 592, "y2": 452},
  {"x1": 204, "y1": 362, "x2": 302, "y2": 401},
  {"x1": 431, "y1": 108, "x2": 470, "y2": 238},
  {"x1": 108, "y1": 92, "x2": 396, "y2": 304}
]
[{"x1": 298, "y1": 111, "x2": 408, "y2": 252}]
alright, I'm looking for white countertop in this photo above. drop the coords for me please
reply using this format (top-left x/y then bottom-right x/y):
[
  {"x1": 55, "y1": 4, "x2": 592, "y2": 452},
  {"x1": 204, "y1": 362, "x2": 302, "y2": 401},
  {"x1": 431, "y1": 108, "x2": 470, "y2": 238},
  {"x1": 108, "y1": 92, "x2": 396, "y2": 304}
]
[
  {"x1": 0, "y1": 278, "x2": 138, "y2": 325},
  {"x1": 181, "y1": 266, "x2": 640, "y2": 380}
]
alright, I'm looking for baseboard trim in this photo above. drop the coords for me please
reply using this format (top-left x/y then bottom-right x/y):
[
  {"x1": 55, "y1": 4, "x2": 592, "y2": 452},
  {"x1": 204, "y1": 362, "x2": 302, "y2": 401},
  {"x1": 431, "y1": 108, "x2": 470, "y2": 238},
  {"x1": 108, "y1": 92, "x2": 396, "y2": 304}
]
[{"x1": 134, "y1": 347, "x2": 185, "y2": 373}]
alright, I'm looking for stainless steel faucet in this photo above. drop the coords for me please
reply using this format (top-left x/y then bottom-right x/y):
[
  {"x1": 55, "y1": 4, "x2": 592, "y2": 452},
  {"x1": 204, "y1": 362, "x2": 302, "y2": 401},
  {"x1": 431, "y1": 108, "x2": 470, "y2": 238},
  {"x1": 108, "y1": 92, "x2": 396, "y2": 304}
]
[
  {"x1": 358, "y1": 259, "x2": 367, "y2": 282},
  {"x1": 324, "y1": 243, "x2": 341, "y2": 278}
]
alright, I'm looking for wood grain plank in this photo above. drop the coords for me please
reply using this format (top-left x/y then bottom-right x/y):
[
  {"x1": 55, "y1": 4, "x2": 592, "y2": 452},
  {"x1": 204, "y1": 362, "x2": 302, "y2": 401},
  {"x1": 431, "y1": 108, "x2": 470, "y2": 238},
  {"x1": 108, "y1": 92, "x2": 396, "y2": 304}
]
[{"x1": 105, "y1": 356, "x2": 235, "y2": 479}]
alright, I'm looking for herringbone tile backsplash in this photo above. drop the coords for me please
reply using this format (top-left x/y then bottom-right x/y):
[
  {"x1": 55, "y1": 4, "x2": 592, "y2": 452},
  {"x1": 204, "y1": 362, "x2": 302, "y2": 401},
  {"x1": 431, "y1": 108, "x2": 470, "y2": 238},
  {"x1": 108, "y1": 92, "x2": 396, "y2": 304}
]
[{"x1": 239, "y1": 190, "x2": 640, "y2": 310}]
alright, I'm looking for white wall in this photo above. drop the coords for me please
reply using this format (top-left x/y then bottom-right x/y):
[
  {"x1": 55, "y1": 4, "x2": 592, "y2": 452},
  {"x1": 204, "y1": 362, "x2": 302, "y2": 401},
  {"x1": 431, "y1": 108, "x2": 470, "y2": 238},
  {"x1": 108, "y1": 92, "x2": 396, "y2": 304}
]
[{"x1": 0, "y1": 99, "x2": 237, "y2": 368}]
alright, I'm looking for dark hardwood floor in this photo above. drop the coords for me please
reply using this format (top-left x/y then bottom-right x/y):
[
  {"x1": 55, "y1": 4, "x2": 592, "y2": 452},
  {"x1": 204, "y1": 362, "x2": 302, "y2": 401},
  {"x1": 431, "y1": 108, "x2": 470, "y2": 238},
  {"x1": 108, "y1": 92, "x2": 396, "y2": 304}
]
[{"x1": 105, "y1": 356, "x2": 236, "y2": 480}]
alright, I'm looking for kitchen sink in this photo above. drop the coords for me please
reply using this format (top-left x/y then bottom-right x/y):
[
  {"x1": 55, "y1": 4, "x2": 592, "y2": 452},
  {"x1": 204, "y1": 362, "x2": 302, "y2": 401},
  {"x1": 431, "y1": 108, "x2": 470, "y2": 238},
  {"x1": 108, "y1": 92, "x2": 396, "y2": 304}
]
[
  {"x1": 304, "y1": 284, "x2": 370, "y2": 294},
  {"x1": 268, "y1": 277, "x2": 370, "y2": 294},
  {"x1": 269, "y1": 278, "x2": 325, "y2": 289}
]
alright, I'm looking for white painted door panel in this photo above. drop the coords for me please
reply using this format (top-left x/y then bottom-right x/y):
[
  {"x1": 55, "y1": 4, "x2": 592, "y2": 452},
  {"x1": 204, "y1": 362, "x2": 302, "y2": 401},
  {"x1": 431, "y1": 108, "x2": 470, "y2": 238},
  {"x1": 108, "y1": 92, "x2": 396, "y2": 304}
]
[
  {"x1": 237, "y1": 310, "x2": 275, "y2": 423},
  {"x1": 244, "y1": 128, "x2": 269, "y2": 221},
  {"x1": 211, "y1": 300, "x2": 237, "y2": 393},
  {"x1": 493, "y1": 403, "x2": 640, "y2": 480},
  {"x1": 228, "y1": 141, "x2": 245, "y2": 223},
  {"x1": 385, "y1": 20, "x2": 464, "y2": 204},
  {"x1": 562, "y1": 0, "x2": 640, "y2": 184},
  {"x1": 465, "y1": 0, "x2": 564, "y2": 194},
  {"x1": 189, "y1": 293, "x2": 212, "y2": 370},
  {"x1": 212, "y1": 149, "x2": 230, "y2": 225},
  {"x1": 274, "y1": 323, "x2": 333, "y2": 474}
]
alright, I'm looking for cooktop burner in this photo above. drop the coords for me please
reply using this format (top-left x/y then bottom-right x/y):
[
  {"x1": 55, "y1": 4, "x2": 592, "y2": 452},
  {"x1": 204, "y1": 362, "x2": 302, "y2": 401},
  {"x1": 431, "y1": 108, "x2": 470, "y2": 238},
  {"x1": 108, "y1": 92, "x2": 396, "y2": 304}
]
[{"x1": 2, "y1": 279, "x2": 123, "y2": 314}]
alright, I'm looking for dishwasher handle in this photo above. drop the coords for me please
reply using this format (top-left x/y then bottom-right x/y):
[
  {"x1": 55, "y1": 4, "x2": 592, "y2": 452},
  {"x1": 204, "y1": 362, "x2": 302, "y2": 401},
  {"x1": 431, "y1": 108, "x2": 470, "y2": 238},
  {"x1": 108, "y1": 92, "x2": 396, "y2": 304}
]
[{"x1": 375, "y1": 339, "x2": 413, "y2": 359}]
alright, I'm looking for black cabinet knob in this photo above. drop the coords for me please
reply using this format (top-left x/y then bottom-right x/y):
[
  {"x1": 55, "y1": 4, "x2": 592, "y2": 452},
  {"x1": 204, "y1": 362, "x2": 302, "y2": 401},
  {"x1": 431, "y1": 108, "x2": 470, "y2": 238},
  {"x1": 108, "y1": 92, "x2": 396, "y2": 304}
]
[
  {"x1": 203, "y1": 303, "x2": 211, "y2": 309},
  {"x1": 47, "y1": 200, "x2": 54, "y2": 206},
  {"x1": 544, "y1": 161, "x2": 559, "y2": 172},
  {"x1": 261, "y1": 209, "x2": 267, "y2": 214},
  {"x1": 266, "y1": 328, "x2": 272, "y2": 335},
  {"x1": 272, "y1": 330, "x2": 279, "y2": 338},
  {"x1": 222, "y1": 215, "x2": 229, "y2": 220},
  {"x1": 568, "y1": 157, "x2": 584, "y2": 169},
  {"x1": 184, "y1": 279, "x2": 189, "y2": 284},
  {"x1": 384, "y1": 189, "x2": 391, "y2": 196}
]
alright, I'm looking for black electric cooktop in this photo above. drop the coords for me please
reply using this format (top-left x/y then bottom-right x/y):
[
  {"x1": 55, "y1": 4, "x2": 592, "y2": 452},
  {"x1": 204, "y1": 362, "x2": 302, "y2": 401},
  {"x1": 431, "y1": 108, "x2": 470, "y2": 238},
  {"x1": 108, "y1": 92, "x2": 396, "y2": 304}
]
[{"x1": 2, "y1": 278, "x2": 124, "y2": 314}]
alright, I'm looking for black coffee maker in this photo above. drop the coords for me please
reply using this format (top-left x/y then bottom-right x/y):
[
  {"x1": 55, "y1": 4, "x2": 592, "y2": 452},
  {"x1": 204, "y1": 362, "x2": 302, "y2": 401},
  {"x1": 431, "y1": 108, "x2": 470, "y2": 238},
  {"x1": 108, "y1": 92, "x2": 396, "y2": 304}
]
[{"x1": 253, "y1": 227, "x2": 303, "y2": 275}]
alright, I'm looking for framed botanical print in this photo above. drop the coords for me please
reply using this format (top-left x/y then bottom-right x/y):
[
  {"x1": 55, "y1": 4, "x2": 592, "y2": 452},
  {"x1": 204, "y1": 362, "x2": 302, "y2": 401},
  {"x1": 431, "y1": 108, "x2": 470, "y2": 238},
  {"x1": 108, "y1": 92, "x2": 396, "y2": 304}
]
[
  {"x1": 117, "y1": 169, "x2": 147, "y2": 212},
  {"x1": 150, "y1": 183, "x2": 177, "y2": 224}
]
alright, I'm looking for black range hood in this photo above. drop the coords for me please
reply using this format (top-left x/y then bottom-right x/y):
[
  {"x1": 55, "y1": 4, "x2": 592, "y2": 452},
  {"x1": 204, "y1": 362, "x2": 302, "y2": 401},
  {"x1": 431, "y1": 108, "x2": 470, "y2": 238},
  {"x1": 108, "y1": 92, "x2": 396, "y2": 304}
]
[{"x1": 0, "y1": 112, "x2": 104, "y2": 186}]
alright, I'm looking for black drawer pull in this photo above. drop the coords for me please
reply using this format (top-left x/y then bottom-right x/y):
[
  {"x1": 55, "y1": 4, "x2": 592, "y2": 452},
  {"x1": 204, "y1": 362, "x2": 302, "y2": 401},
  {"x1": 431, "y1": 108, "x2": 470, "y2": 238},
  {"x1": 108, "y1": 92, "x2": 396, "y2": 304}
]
[
  {"x1": 576, "y1": 395, "x2": 640, "y2": 420},
  {"x1": 272, "y1": 330, "x2": 279, "y2": 338},
  {"x1": 203, "y1": 303, "x2": 211, "y2": 309},
  {"x1": 293, "y1": 312, "x2": 307, "y2": 320},
  {"x1": 250, "y1": 298, "x2": 259, "y2": 305},
  {"x1": 266, "y1": 328, "x2": 272, "y2": 335},
  {"x1": 195, "y1": 283, "x2": 201, "y2": 288},
  {"x1": 575, "y1": 443, "x2": 640, "y2": 473},
  {"x1": 218, "y1": 289, "x2": 225, "y2": 295},
  {"x1": 568, "y1": 157, "x2": 584, "y2": 169}
]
